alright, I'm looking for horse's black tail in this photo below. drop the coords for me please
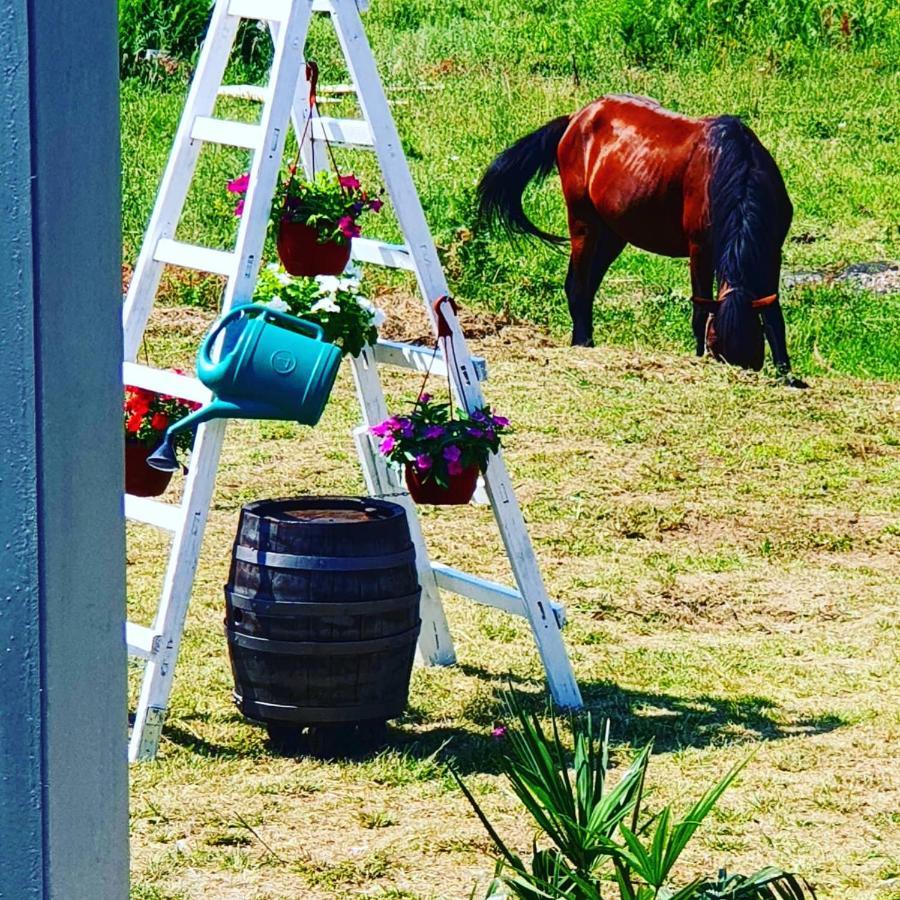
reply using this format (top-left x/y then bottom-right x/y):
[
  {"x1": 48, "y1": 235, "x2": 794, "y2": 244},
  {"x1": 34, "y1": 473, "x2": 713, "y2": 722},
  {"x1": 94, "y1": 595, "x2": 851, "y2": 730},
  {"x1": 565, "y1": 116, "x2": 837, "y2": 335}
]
[{"x1": 476, "y1": 116, "x2": 570, "y2": 245}]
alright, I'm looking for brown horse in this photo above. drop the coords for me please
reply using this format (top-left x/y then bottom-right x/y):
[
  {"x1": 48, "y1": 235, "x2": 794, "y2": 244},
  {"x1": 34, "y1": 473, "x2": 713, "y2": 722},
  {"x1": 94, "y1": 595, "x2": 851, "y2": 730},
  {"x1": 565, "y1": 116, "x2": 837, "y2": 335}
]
[{"x1": 477, "y1": 94, "x2": 805, "y2": 386}]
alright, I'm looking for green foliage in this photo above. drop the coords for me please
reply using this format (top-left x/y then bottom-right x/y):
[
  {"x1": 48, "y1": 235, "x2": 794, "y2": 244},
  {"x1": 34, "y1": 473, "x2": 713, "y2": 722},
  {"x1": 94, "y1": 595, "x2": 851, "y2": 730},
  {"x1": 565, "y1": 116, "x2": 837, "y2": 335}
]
[
  {"x1": 457, "y1": 693, "x2": 816, "y2": 899},
  {"x1": 373, "y1": 398, "x2": 510, "y2": 487},
  {"x1": 118, "y1": 0, "x2": 212, "y2": 77},
  {"x1": 251, "y1": 265, "x2": 382, "y2": 358}
]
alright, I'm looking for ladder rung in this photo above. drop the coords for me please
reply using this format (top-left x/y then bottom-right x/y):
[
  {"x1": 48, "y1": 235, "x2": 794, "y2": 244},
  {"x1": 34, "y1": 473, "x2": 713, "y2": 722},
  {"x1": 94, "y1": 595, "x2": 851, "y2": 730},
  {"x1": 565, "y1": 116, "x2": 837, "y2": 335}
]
[
  {"x1": 123, "y1": 363, "x2": 209, "y2": 405},
  {"x1": 373, "y1": 340, "x2": 488, "y2": 382},
  {"x1": 219, "y1": 84, "x2": 270, "y2": 103},
  {"x1": 125, "y1": 495, "x2": 183, "y2": 533},
  {"x1": 154, "y1": 239, "x2": 236, "y2": 277},
  {"x1": 126, "y1": 622, "x2": 159, "y2": 660},
  {"x1": 191, "y1": 116, "x2": 262, "y2": 150},
  {"x1": 228, "y1": 0, "x2": 289, "y2": 20},
  {"x1": 351, "y1": 238, "x2": 415, "y2": 272},
  {"x1": 311, "y1": 117, "x2": 373, "y2": 149},
  {"x1": 431, "y1": 564, "x2": 567, "y2": 629}
]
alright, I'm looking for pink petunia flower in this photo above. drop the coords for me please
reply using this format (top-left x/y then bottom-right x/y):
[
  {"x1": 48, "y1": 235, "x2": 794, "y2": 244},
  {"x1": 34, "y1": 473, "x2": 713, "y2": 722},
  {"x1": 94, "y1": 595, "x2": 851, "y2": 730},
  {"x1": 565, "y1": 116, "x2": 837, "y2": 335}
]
[
  {"x1": 415, "y1": 453, "x2": 432, "y2": 471},
  {"x1": 420, "y1": 393, "x2": 431, "y2": 404},
  {"x1": 491, "y1": 725, "x2": 507, "y2": 740},
  {"x1": 234, "y1": 199, "x2": 245, "y2": 217},
  {"x1": 379, "y1": 435, "x2": 396, "y2": 454},
  {"x1": 447, "y1": 460, "x2": 463, "y2": 476},
  {"x1": 227, "y1": 173, "x2": 250, "y2": 194},
  {"x1": 338, "y1": 216, "x2": 361, "y2": 238},
  {"x1": 369, "y1": 198, "x2": 383, "y2": 212},
  {"x1": 370, "y1": 421, "x2": 393, "y2": 437},
  {"x1": 339, "y1": 174, "x2": 361, "y2": 190}
]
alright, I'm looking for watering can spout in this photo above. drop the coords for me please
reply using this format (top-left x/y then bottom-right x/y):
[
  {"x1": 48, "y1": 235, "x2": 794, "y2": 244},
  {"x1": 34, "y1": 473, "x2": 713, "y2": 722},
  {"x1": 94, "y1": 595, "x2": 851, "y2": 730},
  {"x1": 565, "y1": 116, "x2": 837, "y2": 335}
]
[{"x1": 146, "y1": 399, "x2": 291, "y2": 471}]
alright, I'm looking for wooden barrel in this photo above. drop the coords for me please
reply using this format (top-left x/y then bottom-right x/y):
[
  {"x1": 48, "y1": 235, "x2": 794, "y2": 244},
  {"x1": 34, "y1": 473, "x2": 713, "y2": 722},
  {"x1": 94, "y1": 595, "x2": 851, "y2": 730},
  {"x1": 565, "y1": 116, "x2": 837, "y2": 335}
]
[{"x1": 225, "y1": 496, "x2": 420, "y2": 745}]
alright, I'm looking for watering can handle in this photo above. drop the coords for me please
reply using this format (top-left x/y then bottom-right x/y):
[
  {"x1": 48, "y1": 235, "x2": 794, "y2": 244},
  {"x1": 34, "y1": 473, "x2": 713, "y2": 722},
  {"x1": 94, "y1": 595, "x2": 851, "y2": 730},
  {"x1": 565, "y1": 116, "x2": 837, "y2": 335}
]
[
  {"x1": 200, "y1": 305, "x2": 327, "y2": 368},
  {"x1": 259, "y1": 307, "x2": 326, "y2": 342}
]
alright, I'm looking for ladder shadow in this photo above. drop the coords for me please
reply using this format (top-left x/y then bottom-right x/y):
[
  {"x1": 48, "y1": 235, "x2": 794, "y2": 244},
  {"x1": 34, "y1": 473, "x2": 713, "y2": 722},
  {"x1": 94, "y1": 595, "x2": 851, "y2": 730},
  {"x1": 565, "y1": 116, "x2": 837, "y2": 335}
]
[{"x1": 396, "y1": 667, "x2": 847, "y2": 776}]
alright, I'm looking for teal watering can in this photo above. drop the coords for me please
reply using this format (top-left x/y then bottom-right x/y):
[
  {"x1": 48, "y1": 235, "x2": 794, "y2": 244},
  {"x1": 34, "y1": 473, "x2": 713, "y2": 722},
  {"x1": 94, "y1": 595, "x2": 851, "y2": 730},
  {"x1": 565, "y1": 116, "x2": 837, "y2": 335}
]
[{"x1": 147, "y1": 304, "x2": 341, "y2": 472}]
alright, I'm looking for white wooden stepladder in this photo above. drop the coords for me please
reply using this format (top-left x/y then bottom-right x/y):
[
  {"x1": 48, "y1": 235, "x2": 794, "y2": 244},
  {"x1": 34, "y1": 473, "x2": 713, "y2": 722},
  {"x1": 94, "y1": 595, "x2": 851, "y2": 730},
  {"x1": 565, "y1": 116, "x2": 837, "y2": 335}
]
[{"x1": 124, "y1": 0, "x2": 582, "y2": 762}]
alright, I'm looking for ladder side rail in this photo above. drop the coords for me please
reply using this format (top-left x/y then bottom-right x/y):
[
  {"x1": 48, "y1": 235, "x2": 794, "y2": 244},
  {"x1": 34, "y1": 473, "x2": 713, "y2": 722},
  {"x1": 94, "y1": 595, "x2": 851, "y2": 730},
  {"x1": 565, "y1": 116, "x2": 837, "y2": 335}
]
[
  {"x1": 123, "y1": 1, "x2": 241, "y2": 359},
  {"x1": 350, "y1": 349, "x2": 456, "y2": 666},
  {"x1": 220, "y1": 4, "x2": 314, "y2": 311},
  {"x1": 434, "y1": 303, "x2": 583, "y2": 709},
  {"x1": 129, "y1": 419, "x2": 228, "y2": 761},
  {"x1": 327, "y1": 0, "x2": 449, "y2": 317}
]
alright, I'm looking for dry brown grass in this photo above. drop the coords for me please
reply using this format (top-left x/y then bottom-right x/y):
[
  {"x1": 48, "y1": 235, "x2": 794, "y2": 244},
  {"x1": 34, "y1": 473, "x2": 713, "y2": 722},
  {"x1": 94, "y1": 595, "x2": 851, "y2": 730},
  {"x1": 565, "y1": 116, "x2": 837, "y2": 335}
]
[{"x1": 129, "y1": 297, "x2": 899, "y2": 900}]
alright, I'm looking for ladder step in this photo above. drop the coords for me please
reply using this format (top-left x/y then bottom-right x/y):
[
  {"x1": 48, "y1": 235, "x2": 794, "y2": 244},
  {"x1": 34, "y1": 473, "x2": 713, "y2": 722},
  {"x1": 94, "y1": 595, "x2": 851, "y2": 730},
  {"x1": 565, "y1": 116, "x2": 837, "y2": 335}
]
[
  {"x1": 191, "y1": 116, "x2": 262, "y2": 150},
  {"x1": 311, "y1": 117, "x2": 373, "y2": 149},
  {"x1": 126, "y1": 622, "x2": 159, "y2": 660},
  {"x1": 228, "y1": 0, "x2": 289, "y2": 20},
  {"x1": 123, "y1": 363, "x2": 209, "y2": 405},
  {"x1": 218, "y1": 84, "x2": 270, "y2": 104},
  {"x1": 154, "y1": 239, "x2": 236, "y2": 277},
  {"x1": 351, "y1": 238, "x2": 415, "y2": 272},
  {"x1": 125, "y1": 495, "x2": 183, "y2": 533},
  {"x1": 431, "y1": 564, "x2": 567, "y2": 629},
  {"x1": 373, "y1": 340, "x2": 488, "y2": 382}
]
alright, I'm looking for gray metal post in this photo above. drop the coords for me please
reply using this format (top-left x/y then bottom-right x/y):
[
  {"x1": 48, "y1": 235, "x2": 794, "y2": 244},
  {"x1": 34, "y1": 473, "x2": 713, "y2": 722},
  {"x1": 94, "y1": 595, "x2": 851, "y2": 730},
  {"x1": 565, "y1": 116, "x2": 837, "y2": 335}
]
[{"x1": 0, "y1": 1, "x2": 129, "y2": 897}]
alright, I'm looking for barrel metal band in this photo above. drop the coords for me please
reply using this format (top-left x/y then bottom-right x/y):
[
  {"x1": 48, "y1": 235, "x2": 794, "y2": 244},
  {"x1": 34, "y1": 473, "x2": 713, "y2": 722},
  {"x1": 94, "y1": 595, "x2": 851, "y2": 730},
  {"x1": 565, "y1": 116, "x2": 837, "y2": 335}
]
[
  {"x1": 226, "y1": 587, "x2": 421, "y2": 618},
  {"x1": 234, "y1": 543, "x2": 416, "y2": 571},
  {"x1": 234, "y1": 693, "x2": 407, "y2": 724},
  {"x1": 225, "y1": 622, "x2": 421, "y2": 656}
]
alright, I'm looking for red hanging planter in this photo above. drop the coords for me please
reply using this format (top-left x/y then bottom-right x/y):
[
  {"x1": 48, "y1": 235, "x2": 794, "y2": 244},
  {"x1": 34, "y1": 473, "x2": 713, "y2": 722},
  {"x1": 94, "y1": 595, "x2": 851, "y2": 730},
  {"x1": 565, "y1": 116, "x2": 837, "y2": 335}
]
[
  {"x1": 276, "y1": 221, "x2": 352, "y2": 277},
  {"x1": 125, "y1": 440, "x2": 173, "y2": 497},
  {"x1": 405, "y1": 463, "x2": 479, "y2": 506}
]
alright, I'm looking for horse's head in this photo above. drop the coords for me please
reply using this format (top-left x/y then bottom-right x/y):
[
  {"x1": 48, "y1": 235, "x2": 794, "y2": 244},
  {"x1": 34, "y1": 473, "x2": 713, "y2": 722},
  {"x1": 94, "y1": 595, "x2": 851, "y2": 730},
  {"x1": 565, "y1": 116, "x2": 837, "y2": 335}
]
[{"x1": 705, "y1": 288, "x2": 765, "y2": 371}]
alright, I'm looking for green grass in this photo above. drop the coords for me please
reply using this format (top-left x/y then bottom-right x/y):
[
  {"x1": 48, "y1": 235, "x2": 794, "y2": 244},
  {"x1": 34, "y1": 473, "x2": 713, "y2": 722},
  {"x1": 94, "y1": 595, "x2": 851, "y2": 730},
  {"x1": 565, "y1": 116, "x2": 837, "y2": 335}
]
[{"x1": 121, "y1": 0, "x2": 899, "y2": 379}]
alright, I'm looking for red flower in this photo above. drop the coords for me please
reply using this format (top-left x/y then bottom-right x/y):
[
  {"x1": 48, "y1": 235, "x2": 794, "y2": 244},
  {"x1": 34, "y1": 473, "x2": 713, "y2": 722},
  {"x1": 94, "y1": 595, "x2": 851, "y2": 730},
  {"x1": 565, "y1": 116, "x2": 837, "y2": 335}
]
[
  {"x1": 126, "y1": 412, "x2": 144, "y2": 434},
  {"x1": 150, "y1": 412, "x2": 169, "y2": 432}
]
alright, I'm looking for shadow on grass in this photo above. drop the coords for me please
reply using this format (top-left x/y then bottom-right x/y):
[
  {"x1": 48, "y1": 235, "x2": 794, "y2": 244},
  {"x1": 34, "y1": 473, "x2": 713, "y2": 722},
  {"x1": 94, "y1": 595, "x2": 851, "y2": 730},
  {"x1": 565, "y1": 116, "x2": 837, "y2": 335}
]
[{"x1": 396, "y1": 666, "x2": 847, "y2": 776}]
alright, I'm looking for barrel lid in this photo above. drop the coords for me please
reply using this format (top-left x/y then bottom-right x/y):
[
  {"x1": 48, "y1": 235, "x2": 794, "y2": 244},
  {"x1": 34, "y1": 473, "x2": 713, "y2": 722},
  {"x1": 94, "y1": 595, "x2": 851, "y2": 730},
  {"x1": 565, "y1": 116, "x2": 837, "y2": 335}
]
[{"x1": 243, "y1": 496, "x2": 399, "y2": 526}]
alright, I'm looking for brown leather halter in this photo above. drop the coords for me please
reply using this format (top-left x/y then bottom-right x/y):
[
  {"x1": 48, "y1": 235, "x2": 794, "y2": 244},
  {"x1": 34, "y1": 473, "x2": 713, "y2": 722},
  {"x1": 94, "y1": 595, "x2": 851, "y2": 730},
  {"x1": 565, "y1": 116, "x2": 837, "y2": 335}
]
[{"x1": 692, "y1": 283, "x2": 778, "y2": 311}]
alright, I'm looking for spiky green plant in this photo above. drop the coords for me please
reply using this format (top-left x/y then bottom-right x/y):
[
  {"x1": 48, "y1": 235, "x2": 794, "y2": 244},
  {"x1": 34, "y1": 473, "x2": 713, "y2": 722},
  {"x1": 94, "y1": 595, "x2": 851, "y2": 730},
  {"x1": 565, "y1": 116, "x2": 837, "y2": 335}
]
[{"x1": 456, "y1": 693, "x2": 816, "y2": 900}]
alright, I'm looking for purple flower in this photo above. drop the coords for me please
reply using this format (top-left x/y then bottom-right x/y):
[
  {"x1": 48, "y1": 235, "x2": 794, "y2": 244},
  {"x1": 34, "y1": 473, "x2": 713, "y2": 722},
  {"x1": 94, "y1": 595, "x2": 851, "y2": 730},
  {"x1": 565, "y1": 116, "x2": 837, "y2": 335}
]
[
  {"x1": 369, "y1": 198, "x2": 384, "y2": 213},
  {"x1": 233, "y1": 198, "x2": 245, "y2": 217},
  {"x1": 227, "y1": 172, "x2": 249, "y2": 194},
  {"x1": 419, "y1": 393, "x2": 431, "y2": 404},
  {"x1": 339, "y1": 174, "x2": 361, "y2": 190},
  {"x1": 491, "y1": 725, "x2": 507, "y2": 740},
  {"x1": 491, "y1": 415, "x2": 510, "y2": 428},
  {"x1": 415, "y1": 453, "x2": 432, "y2": 471},
  {"x1": 371, "y1": 421, "x2": 393, "y2": 437},
  {"x1": 467, "y1": 427, "x2": 484, "y2": 439},
  {"x1": 471, "y1": 409, "x2": 487, "y2": 423},
  {"x1": 423, "y1": 425, "x2": 445, "y2": 439},
  {"x1": 379, "y1": 435, "x2": 396, "y2": 454},
  {"x1": 442, "y1": 445, "x2": 462, "y2": 463},
  {"x1": 485, "y1": 428, "x2": 495, "y2": 441}
]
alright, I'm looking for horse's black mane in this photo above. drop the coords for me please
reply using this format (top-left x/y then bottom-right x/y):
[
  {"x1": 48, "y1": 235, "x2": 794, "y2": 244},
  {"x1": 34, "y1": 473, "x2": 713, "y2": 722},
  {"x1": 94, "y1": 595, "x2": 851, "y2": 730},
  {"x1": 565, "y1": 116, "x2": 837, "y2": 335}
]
[{"x1": 708, "y1": 116, "x2": 791, "y2": 299}]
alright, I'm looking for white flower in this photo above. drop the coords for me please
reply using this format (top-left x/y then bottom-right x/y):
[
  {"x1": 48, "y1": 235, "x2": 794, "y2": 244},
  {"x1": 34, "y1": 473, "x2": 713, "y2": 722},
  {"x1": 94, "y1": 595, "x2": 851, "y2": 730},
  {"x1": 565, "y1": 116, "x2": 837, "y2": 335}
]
[
  {"x1": 315, "y1": 275, "x2": 340, "y2": 293},
  {"x1": 356, "y1": 296, "x2": 375, "y2": 312},
  {"x1": 266, "y1": 262, "x2": 280, "y2": 273},
  {"x1": 311, "y1": 295, "x2": 340, "y2": 314},
  {"x1": 372, "y1": 307, "x2": 386, "y2": 328},
  {"x1": 276, "y1": 271, "x2": 292, "y2": 286},
  {"x1": 266, "y1": 296, "x2": 289, "y2": 312}
]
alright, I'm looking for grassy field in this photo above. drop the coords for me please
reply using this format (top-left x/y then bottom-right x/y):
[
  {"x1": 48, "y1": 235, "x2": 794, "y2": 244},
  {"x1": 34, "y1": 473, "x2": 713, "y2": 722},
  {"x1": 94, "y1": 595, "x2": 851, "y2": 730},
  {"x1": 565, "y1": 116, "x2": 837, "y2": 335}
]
[
  {"x1": 121, "y1": 0, "x2": 899, "y2": 380},
  {"x1": 122, "y1": 1, "x2": 899, "y2": 897}
]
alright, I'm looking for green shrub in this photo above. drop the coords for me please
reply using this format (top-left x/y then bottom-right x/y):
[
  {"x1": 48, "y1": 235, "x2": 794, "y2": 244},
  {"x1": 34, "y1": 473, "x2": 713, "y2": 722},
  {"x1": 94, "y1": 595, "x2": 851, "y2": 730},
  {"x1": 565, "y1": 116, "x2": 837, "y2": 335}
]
[{"x1": 456, "y1": 692, "x2": 816, "y2": 898}]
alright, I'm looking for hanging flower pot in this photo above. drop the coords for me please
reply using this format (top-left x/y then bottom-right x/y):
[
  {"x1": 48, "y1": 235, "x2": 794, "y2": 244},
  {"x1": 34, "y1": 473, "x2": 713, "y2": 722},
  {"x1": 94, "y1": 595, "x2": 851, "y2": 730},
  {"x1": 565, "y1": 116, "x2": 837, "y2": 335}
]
[
  {"x1": 371, "y1": 393, "x2": 511, "y2": 508},
  {"x1": 404, "y1": 462, "x2": 479, "y2": 506},
  {"x1": 276, "y1": 221, "x2": 352, "y2": 277},
  {"x1": 125, "y1": 440, "x2": 174, "y2": 497},
  {"x1": 124, "y1": 381, "x2": 201, "y2": 497}
]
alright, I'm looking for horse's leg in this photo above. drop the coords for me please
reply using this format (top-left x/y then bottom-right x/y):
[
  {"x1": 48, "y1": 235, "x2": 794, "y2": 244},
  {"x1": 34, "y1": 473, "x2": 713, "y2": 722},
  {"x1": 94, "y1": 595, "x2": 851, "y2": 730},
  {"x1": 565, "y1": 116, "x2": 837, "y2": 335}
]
[
  {"x1": 760, "y1": 300, "x2": 808, "y2": 388},
  {"x1": 689, "y1": 244, "x2": 714, "y2": 356},
  {"x1": 565, "y1": 217, "x2": 624, "y2": 347}
]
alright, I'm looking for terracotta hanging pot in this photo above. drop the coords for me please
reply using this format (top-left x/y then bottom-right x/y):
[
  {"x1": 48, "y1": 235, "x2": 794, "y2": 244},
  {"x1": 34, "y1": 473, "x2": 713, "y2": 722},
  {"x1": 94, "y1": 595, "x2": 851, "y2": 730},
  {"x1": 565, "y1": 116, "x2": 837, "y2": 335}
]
[
  {"x1": 404, "y1": 463, "x2": 479, "y2": 506},
  {"x1": 276, "y1": 221, "x2": 352, "y2": 277},
  {"x1": 125, "y1": 440, "x2": 174, "y2": 497}
]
